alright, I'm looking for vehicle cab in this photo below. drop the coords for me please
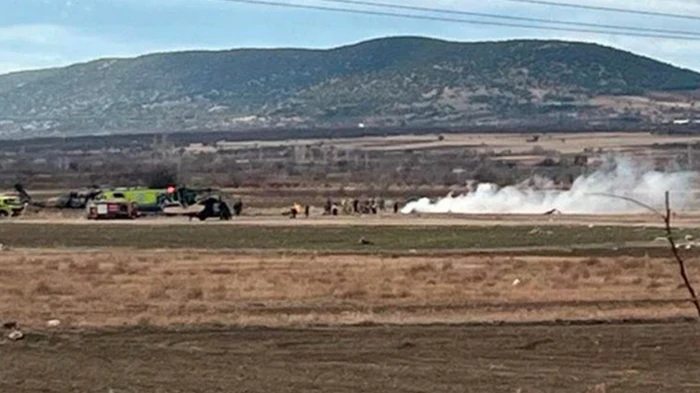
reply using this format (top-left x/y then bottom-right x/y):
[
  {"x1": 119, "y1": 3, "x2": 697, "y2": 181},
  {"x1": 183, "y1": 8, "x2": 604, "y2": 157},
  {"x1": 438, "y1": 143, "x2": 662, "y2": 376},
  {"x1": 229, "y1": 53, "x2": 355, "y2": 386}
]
[{"x1": 0, "y1": 195, "x2": 26, "y2": 217}]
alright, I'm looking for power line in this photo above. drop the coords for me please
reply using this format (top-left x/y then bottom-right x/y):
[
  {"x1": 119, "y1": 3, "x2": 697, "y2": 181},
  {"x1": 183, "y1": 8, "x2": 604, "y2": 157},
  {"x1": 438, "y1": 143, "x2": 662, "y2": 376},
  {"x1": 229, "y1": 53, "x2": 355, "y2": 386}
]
[
  {"x1": 499, "y1": 0, "x2": 700, "y2": 22},
  {"x1": 320, "y1": 0, "x2": 700, "y2": 37},
  {"x1": 224, "y1": 0, "x2": 700, "y2": 41}
]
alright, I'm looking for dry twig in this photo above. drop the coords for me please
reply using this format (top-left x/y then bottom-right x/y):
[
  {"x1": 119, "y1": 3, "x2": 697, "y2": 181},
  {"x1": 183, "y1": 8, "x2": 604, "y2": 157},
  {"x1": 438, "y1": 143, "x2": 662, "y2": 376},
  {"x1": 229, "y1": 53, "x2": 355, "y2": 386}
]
[{"x1": 592, "y1": 191, "x2": 700, "y2": 318}]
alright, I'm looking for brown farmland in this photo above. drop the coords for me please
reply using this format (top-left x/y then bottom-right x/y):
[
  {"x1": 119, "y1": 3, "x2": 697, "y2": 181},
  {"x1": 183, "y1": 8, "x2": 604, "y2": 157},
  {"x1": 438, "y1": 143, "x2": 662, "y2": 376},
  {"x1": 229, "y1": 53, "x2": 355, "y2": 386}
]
[{"x1": 3, "y1": 322, "x2": 700, "y2": 393}]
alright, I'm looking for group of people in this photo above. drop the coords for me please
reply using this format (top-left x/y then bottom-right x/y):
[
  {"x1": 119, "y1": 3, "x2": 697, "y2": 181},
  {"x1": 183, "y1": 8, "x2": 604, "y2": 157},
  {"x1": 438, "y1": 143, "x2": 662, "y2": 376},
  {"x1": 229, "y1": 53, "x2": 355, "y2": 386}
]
[
  {"x1": 325, "y1": 198, "x2": 400, "y2": 215},
  {"x1": 287, "y1": 197, "x2": 401, "y2": 218}
]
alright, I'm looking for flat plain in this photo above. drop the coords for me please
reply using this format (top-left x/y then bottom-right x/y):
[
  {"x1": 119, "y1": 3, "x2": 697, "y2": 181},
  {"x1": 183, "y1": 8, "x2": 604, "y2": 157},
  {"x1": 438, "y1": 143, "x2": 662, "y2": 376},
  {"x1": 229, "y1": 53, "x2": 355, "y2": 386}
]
[
  {"x1": 4, "y1": 130, "x2": 700, "y2": 392},
  {"x1": 2, "y1": 218, "x2": 700, "y2": 392}
]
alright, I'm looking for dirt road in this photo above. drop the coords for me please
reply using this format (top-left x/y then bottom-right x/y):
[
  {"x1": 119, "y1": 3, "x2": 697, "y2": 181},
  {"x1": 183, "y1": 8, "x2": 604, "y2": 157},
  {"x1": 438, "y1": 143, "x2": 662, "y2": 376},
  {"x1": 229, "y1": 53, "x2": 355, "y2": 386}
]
[{"x1": 2, "y1": 322, "x2": 699, "y2": 393}]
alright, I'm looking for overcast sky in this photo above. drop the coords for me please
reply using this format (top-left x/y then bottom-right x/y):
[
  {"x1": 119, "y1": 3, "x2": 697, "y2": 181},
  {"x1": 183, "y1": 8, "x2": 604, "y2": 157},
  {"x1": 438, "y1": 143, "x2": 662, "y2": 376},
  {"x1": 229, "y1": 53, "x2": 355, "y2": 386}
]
[{"x1": 2, "y1": 0, "x2": 700, "y2": 75}]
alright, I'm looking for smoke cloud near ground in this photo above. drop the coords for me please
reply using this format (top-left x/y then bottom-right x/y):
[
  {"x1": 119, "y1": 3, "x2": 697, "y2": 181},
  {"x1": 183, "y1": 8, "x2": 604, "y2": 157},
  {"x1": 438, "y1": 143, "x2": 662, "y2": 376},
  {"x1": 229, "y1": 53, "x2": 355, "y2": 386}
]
[{"x1": 402, "y1": 157, "x2": 698, "y2": 215}]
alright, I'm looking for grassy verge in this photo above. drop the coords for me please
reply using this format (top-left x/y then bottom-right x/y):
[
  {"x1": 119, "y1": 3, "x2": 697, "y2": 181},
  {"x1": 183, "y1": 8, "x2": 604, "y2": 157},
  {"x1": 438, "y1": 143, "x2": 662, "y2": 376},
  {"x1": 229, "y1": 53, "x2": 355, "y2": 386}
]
[{"x1": 1, "y1": 223, "x2": 695, "y2": 251}]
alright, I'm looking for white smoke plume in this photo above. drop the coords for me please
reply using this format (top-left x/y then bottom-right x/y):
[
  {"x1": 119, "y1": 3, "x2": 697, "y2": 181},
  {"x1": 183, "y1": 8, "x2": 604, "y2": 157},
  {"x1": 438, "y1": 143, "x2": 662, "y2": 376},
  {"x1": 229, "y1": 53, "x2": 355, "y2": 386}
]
[{"x1": 402, "y1": 157, "x2": 698, "y2": 215}]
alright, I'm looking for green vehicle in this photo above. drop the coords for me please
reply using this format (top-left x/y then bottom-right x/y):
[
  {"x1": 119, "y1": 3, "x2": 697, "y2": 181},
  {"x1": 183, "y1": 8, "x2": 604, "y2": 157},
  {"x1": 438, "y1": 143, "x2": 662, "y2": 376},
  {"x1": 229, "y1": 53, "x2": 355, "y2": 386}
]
[
  {"x1": 0, "y1": 194, "x2": 26, "y2": 217},
  {"x1": 98, "y1": 186, "x2": 206, "y2": 213}
]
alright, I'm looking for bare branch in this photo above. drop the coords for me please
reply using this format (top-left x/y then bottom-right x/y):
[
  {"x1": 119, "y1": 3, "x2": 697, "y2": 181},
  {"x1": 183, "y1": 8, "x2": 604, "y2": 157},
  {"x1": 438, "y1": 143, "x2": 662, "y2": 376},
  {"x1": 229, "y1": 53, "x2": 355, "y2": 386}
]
[
  {"x1": 591, "y1": 191, "x2": 700, "y2": 318},
  {"x1": 588, "y1": 192, "x2": 665, "y2": 219},
  {"x1": 664, "y1": 191, "x2": 700, "y2": 318}
]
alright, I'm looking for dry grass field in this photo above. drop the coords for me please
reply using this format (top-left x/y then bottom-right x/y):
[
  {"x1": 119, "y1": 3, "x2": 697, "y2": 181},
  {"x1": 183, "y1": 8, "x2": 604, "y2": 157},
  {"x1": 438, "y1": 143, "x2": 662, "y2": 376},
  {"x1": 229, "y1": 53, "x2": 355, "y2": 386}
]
[
  {"x1": 1, "y1": 220, "x2": 700, "y2": 329},
  {"x1": 1, "y1": 246, "x2": 698, "y2": 329}
]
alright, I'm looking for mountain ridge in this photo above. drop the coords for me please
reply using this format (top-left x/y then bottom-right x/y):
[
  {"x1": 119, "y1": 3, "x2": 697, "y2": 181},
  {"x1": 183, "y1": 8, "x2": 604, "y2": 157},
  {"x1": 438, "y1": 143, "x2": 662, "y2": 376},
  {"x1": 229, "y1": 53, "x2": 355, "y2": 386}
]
[
  {"x1": 1, "y1": 36, "x2": 699, "y2": 138},
  {"x1": 3, "y1": 36, "x2": 696, "y2": 76}
]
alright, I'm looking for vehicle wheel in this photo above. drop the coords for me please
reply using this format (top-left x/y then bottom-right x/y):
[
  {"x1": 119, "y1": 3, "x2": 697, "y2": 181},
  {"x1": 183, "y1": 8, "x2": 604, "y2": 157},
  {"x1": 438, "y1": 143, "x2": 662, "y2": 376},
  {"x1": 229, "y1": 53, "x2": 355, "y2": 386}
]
[{"x1": 0, "y1": 211, "x2": 8, "y2": 218}]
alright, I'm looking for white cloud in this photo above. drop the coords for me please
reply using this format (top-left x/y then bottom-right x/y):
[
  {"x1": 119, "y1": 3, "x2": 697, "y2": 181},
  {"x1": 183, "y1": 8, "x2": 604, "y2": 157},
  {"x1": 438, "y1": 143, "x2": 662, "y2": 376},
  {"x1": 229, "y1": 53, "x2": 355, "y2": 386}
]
[
  {"x1": 0, "y1": 50, "x2": 62, "y2": 74},
  {"x1": 0, "y1": 62, "x2": 29, "y2": 75},
  {"x1": 0, "y1": 24, "x2": 157, "y2": 74},
  {"x1": 0, "y1": 24, "x2": 71, "y2": 45},
  {"x1": 0, "y1": 25, "x2": 81, "y2": 73}
]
